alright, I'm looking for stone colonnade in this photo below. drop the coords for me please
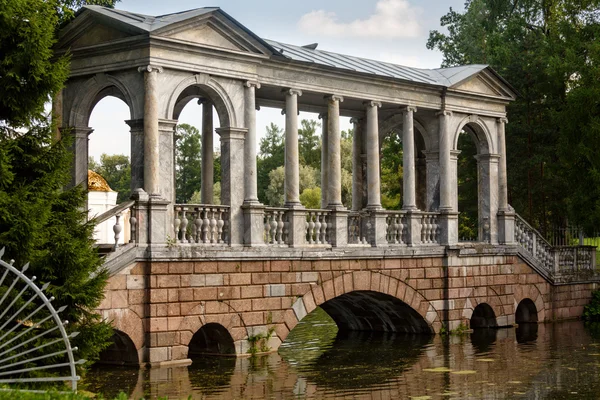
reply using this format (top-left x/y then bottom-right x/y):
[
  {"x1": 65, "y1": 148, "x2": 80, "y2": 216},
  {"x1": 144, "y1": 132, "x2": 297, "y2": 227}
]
[{"x1": 63, "y1": 65, "x2": 513, "y2": 248}]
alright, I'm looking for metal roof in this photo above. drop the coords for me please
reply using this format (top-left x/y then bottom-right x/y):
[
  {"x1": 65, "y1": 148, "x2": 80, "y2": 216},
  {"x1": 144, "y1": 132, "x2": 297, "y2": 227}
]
[{"x1": 79, "y1": 6, "x2": 510, "y2": 91}]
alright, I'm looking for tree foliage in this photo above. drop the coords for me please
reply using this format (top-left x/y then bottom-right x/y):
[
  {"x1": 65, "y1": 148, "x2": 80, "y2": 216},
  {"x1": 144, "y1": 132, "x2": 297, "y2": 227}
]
[
  {"x1": 89, "y1": 153, "x2": 131, "y2": 203},
  {"x1": 428, "y1": 0, "x2": 600, "y2": 233},
  {"x1": 175, "y1": 123, "x2": 202, "y2": 203}
]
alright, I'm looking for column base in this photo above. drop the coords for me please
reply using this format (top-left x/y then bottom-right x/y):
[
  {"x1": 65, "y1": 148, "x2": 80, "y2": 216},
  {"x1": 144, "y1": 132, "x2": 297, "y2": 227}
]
[
  {"x1": 367, "y1": 209, "x2": 388, "y2": 247},
  {"x1": 497, "y1": 210, "x2": 516, "y2": 245},
  {"x1": 328, "y1": 209, "x2": 348, "y2": 247},
  {"x1": 242, "y1": 203, "x2": 266, "y2": 247},
  {"x1": 438, "y1": 209, "x2": 459, "y2": 246},
  {"x1": 406, "y1": 210, "x2": 422, "y2": 246},
  {"x1": 287, "y1": 209, "x2": 307, "y2": 247}
]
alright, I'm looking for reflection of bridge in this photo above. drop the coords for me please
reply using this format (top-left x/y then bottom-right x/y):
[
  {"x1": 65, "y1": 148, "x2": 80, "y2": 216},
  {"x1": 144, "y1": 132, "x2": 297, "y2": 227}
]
[{"x1": 55, "y1": 6, "x2": 598, "y2": 366}]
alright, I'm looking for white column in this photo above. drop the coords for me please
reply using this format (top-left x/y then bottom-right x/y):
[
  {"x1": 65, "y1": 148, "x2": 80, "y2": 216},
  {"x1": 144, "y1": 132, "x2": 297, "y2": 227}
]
[
  {"x1": 319, "y1": 112, "x2": 328, "y2": 209},
  {"x1": 365, "y1": 101, "x2": 382, "y2": 209},
  {"x1": 438, "y1": 110, "x2": 453, "y2": 210},
  {"x1": 326, "y1": 95, "x2": 344, "y2": 209},
  {"x1": 284, "y1": 89, "x2": 302, "y2": 208},
  {"x1": 200, "y1": 100, "x2": 214, "y2": 204},
  {"x1": 351, "y1": 117, "x2": 363, "y2": 211},
  {"x1": 497, "y1": 117, "x2": 509, "y2": 211},
  {"x1": 139, "y1": 65, "x2": 162, "y2": 196},
  {"x1": 244, "y1": 81, "x2": 261, "y2": 204},
  {"x1": 402, "y1": 106, "x2": 418, "y2": 210}
]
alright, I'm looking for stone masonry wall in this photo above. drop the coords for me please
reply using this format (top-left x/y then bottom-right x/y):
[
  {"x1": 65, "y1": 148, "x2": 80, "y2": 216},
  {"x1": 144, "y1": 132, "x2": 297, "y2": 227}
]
[{"x1": 97, "y1": 253, "x2": 598, "y2": 365}]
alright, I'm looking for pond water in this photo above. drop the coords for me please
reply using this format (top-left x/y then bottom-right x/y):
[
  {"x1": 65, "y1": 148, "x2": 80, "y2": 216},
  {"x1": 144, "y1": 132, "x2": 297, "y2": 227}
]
[{"x1": 83, "y1": 309, "x2": 600, "y2": 399}]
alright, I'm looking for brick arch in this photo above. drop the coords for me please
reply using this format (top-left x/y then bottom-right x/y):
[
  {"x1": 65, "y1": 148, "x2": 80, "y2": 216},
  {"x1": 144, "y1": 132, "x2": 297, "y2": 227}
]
[
  {"x1": 278, "y1": 271, "x2": 441, "y2": 342},
  {"x1": 103, "y1": 308, "x2": 144, "y2": 351},
  {"x1": 175, "y1": 302, "x2": 246, "y2": 359},
  {"x1": 514, "y1": 283, "x2": 546, "y2": 322},
  {"x1": 461, "y1": 286, "x2": 508, "y2": 326}
]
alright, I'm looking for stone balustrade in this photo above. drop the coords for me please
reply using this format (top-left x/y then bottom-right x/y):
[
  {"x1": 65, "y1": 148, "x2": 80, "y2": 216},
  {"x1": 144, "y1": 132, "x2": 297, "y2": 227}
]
[
  {"x1": 385, "y1": 212, "x2": 408, "y2": 245},
  {"x1": 420, "y1": 213, "x2": 440, "y2": 245},
  {"x1": 514, "y1": 213, "x2": 597, "y2": 276},
  {"x1": 305, "y1": 210, "x2": 331, "y2": 245},
  {"x1": 264, "y1": 208, "x2": 288, "y2": 245},
  {"x1": 92, "y1": 200, "x2": 137, "y2": 251},
  {"x1": 348, "y1": 212, "x2": 368, "y2": 245},
  {"x1": 174, "y1": 205, "x2": 229, "y2": 245}
]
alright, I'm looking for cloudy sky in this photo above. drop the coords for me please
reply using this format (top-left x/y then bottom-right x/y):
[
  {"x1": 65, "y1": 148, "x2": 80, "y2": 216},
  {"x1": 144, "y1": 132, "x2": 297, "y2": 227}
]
[{"x1": 88, "y1": 0, "x2": 464, "y2": 161}]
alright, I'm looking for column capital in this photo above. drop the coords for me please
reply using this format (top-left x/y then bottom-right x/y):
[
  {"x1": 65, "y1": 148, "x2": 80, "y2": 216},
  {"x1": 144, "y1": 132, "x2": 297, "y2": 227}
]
[
  {"x1": 449, "y1": 149, "x2": 462, "y2": 160},
  {"x1": 197, "y1": 97, "x2": 213, "y2": 106},
  {"x1": 436, "y1": 109, "x2": 452, "y2": 117},
  {"x1": 244, "y1": 80, "x2": 261, "y2": 89},
  {"x1": 283, "y1": 88, "x2": 303, "y2": 97},
  {"x1": 325, "y1": 94, "x2": 344, "y2": 103},
  {"x1": 350, "y1": 117, "x2": 363, "y2": 125},
  {"x1": 215, "y1": 127, "x2": 247, "y2": 140},
  {"x1": 138, "y1": 65, "x2": 163, "y2": 74},
  {"x1": 497, "y1": 117, "x2": 508, "y2": 124},
  {"x1": 401, "y1": 105, "x2": 417, "y2": 113},
  {"x1": 125, "y1": 119, "x2": 144, "y2": 130},
  {"x1": 363, "y1": 100, "x2": 382, "y2": 108},
  {"x1": 318, "y1": 112, "x2": 327, "y2": 120}
]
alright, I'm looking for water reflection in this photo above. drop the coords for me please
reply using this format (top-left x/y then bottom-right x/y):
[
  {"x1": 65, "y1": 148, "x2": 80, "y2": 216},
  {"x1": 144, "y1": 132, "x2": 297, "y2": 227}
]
[{"x1": 83, "y1": 317, "x2": 600, "y2": 399}]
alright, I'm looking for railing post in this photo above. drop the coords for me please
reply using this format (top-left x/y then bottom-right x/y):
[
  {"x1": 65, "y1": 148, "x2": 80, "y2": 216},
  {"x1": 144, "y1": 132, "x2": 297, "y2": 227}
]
[
  {"x1": 242, "y1": 204, "x2": 266, "y2": 247},
  {"x1": 130, "y1": 188, "x2": 149, "y2": 244},
  {"x1": 368, "y1": 210, "x2": 388, "y2": 247},
  {"x1": 406, "y1": 210, "x2": 422, "y2": 246},
  {"x1": 498, "y1": 210, "x2": 516, "y2": 245},
  {"x1": 287, "y1": 209, "x2": 307, "y2": 248},
  {"x1": 438, "y1": 211, "x2": 459, "y2": 246},
  {"x1": 329, "y1": 209, "x2": 348, "y2": 247}
]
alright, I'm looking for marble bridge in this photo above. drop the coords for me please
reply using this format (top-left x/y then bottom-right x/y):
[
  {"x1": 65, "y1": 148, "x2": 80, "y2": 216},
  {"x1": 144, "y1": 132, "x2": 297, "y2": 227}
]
[{"x1": 55, "y1": 6, "x2": 598, "y2": 366}]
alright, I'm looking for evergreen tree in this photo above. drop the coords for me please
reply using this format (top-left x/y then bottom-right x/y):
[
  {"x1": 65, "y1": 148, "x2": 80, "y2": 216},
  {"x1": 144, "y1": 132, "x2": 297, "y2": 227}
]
[
  {"x1": 90, "y1": 153, "x2": 131, "y2": 203},
  {"x1": 0, "y1": 0, "x2": 117, "y2": 374},
  {"x1": 257, "y1": 123, "x2": 285, "y2": 203}
]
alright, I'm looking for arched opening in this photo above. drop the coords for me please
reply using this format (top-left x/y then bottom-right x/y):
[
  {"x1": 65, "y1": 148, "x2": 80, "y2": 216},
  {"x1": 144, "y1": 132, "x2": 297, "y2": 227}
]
[
  {"x1": 456, "y1": 121, "x2": 492, "y2": 242},
  {"x1": 97, "y1": 329, "x2": 139, "y2": 366},
  {"x1": 516, "y1": 298, "x2": 538, "y2": 324},
  {"x1": 320, "y1": 290, "x2": 431, "y2": 333},
  {"x1": 88, "y1": 94, "x2": 132, "y2": 247},
  {"x1": 173, "y1": 86, "x2": 224, "y2": 206},
  {"x1": 279, "y1": 298, "x2": 432, "y2": 391},
  {"x1": 470, "y1": 303, "x2": 498, "y2": 329},
  {"x1": 188, "y1": 323, "x2": 235, "y2": 358}
]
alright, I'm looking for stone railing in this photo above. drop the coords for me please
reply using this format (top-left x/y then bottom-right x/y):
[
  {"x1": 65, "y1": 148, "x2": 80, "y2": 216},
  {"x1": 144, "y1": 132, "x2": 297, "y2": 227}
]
[
  {"x1": 514, "y1": 213, "x2": 597, "y2": 276},
  {"x1": 420, "y1": 212, "x2": 440, "y2": 245},
  {"x1": 264, "y1": 207, "x2": 288, "y2": 245},
  {"x1": 514, "y1": 214, "x2": 554, "y2": 272},
  {"x1": 348, "y1": 212, "x2": 369, "y2": 245},
  {"x1": 91, "y1": 200, "x2": 136, "y2": 251},
  {"x1": 385, "y1": 211, "x2": 408, "y2": 245},
  {"x1": 174, "y1": 205, "x2": 229, "y2": 245},
  {"x1": 305, "y1": 209, "x2": 331, "y2": 245}
]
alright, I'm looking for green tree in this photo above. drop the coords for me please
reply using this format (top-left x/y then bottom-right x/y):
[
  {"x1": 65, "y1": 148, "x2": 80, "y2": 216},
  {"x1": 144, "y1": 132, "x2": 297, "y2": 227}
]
[
  {"x1": 257, "y1": 123, "x2": 285, "y2": 203},
  {"x1": 300, "y1": 187, "x2": 322, "y2": 209},
  {"x1": 175, "y1": 123, "x2": 202, "y2": 203},
  {"x1": 90, "y1": 154, "x2": 131, "y2": 203},
  {"x1": 299, "y1": 119, "x2": 321, "y2": 170},
  {"x1": 0, "y1": 0, "x2": 118, "y2": 374},
  {"x1": 265, "y1": 165, "x2": 319, "y2": 207},
  {"x1": 380, "y1": 132, "x2": 403, "y2": 210},
  {"x1": 427, "y1": 0, "x2": 600, "y2": 233}
]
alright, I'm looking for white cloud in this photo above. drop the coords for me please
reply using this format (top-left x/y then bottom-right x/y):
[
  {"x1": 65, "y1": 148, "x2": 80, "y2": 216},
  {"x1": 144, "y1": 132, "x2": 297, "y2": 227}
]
[{"x1": 297, "y1": 0, "x2": 422, "y2": 39}]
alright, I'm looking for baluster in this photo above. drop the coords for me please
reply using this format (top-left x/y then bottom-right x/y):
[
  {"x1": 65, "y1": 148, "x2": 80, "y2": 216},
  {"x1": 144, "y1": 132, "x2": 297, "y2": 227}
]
[
  {"x1": 308, "y1": 213, "x2": 316, "y2": 244},
  {"x1": 321, "y1": 212, "x2": 329, "y2": 244},
  {"x1": 431, "y1": 216, "x2": 438, "y2": 243},
  {"x1": 192, "y1": 207, "x2": 202, "y2": 243},
  {"x1": 174, "y1": 207, "x2": 181, "y2": 241},
  {"x1": 283, "y1": 212, "x2": 289, "y2": 244},
  {"x1": 180, "y1": 208, "x2": 189, "y2": 243},
  {"x1": 210, "y1": 208, "x2": 218, "y2": 244},
  {"x1": 277, "y1": 211, "x2": 285, "y2": 244},
  {"x1": 129, "y1": 211, "x2": 137, "y2": 244},
  {"x1": 264, "y1": 212, "x2": 271, "y2": 244},
  {"x1": 202, "y1": 208, "x2": 210, "y2": 244},
  {"x1": 399, "y1": 215, "x2": 405, "y2": 245},
  {"x1": 269, "y1": 212, "x2": 277, "y2": 244},
  {"x1": 314, "y1": 212, "x2": 322, "y2": 244},
  {"x1": 113, "y1": 213, "x2": 122, "y2": 250},
  {"x1": 217, "y1": 208, "x2": 225, "y2": 244}
]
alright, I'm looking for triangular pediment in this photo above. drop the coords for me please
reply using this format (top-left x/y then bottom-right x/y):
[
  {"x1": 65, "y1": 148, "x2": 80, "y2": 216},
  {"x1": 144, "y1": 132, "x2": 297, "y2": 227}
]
[
  {"x1": 449, "y1": 69, "x2": 517, "y2": 100},
  {"x1": 152, "y1": 12, "x2": 275, "y2": 56},
  {"x1": 57, "y1": 10, "x2": 146, "y2": 51}
]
